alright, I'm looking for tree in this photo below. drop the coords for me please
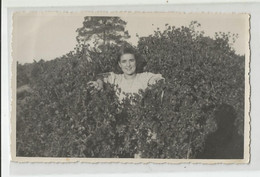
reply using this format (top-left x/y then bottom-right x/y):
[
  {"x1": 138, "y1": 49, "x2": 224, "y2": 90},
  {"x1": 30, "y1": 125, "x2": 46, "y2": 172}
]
[{"x1": 76, "y1": 17, "x2": 130, "y2": 53}]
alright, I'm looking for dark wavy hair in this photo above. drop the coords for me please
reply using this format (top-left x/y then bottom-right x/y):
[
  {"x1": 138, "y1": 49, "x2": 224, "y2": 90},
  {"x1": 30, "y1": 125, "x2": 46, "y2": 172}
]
[{"x1": 116, "y1": 45, "x2": 147, "y2": 74}]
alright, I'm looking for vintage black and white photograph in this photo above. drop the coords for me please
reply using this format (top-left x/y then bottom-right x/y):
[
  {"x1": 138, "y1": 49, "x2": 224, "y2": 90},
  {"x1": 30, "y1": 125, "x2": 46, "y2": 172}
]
[{"x1": 11, "y1": 12, "x2": 250, "y2": 162}]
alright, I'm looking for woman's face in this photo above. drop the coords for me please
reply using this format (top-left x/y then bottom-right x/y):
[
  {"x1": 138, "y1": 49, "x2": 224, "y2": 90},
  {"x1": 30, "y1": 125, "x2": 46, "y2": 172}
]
[{"x1": 119, "y1": 53, "x2": 136, "y2": 76}]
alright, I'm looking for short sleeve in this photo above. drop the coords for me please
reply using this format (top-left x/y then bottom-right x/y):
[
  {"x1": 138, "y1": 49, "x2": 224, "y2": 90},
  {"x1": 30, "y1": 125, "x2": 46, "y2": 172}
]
[
  {"x1": 102, "y1": 72, "x2": 116, "y2": 85},
  {"x1": 145, "y1": 72, "x2": 164, "y2": 86}
]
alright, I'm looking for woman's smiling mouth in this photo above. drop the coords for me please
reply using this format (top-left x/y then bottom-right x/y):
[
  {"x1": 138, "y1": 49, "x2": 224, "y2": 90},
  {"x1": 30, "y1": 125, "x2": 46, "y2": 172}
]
[{"x1": 125, "y1": 67, "x2": 132, "y2": 71}]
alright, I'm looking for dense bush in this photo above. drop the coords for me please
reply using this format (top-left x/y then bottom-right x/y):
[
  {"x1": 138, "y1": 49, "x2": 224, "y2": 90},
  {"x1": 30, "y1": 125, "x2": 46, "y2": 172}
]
[
  {"x1": 16, "y1": 22, "x2": 244, "y2": 158},
  {"x1": 138, "y1": 23, "x2": 244, "y2": 137}
]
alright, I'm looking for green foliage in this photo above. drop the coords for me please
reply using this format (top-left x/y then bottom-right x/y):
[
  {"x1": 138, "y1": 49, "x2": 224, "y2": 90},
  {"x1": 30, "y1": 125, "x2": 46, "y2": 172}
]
[
  {"x1": 138, "y1": 22, "x2": 244, "y2": 137},
  {"x1": 16, "y1": 21, "x2": 244, "y2": 158}
]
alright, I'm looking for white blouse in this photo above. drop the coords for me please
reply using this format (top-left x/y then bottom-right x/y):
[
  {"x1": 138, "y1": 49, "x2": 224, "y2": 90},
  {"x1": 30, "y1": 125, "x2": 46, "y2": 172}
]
[{"x1": 103, "y1": 72, "x2": 164, "y2": 101}]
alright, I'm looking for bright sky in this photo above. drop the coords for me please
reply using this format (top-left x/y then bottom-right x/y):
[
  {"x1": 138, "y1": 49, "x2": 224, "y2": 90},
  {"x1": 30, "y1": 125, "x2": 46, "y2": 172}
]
[{"x1": 12, "y1": 12, "x2": 249, "y2": 64}]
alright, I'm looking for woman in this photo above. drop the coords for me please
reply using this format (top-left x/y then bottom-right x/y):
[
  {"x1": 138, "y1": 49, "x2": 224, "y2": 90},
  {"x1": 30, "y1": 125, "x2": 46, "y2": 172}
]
[
  {"x1": 88, "y1": 46, "x2": 164, "y2": 102},
  {"x1": 88, "y1": 46, "x2": 163, "y2": 158}
]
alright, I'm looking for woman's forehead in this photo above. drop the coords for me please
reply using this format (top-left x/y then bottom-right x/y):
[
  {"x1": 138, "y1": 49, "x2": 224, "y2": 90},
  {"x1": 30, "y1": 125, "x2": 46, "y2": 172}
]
[{"x1": 120, "y1": 53, "x2": 135, "y2": 60}]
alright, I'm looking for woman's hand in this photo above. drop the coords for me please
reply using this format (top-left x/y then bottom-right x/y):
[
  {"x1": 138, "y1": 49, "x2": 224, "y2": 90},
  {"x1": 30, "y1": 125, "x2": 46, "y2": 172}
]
[{"x1": 87, "y1": 79, "x2": 104, "y2": 93}]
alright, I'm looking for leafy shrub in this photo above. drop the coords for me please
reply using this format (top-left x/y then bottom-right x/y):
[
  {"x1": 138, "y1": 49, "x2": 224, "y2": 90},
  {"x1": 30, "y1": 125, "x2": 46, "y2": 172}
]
[
  {"x1": 138, "y1": 22, "x2": 244, "y2": 137},
  {"x1": 16, "y1": 22, "x2": 244, "y2": 158}
]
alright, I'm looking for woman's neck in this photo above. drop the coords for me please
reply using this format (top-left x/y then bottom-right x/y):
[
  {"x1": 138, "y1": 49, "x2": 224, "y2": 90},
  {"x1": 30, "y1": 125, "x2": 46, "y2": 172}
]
[{"x1": 124, "y1": 73, "x2": 137, "y2": 80}]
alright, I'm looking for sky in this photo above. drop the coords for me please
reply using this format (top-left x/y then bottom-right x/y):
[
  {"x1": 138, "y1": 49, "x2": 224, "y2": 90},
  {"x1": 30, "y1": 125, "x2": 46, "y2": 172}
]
[{"x1": 12, "y1": 12, "x2": 249, "y2": 64}]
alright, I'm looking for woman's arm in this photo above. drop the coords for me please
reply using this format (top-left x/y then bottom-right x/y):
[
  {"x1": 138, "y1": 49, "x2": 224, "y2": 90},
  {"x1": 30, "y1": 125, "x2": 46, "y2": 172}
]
[
  {"x1": 87, "y1": 79, "x2": 104, "y2": 91},
  {"x1": 87, "y1": 72, "x2": 115, "y2": 92},
  {"x1": 147, "y1": 73, "x2": 165, "y2": 86}
]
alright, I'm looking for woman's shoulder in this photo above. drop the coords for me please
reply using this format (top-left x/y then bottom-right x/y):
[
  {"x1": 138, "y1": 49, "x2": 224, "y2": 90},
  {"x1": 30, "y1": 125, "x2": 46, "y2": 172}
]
[
  {"x1": 110, "y1": 72, "x2": 124, "y2": 79},
  {"x1": 137, "y1": 72, "x2": 164, "y2": 85},
  {"x1": 138, "y1": 72, "x2": 162, "y2": 78},
  {"x1": 98, "y1": 72, "x2": 122, "y2": 78},
  {"x1": 103, "y1": 72, "x2": 123, "y2": 84},
  {"x1": 136, "y1": 72, "x2": 155, "y2": 82},
  {"x1": 138, "y1": 72, "x2": 152, "y2": 76}
]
